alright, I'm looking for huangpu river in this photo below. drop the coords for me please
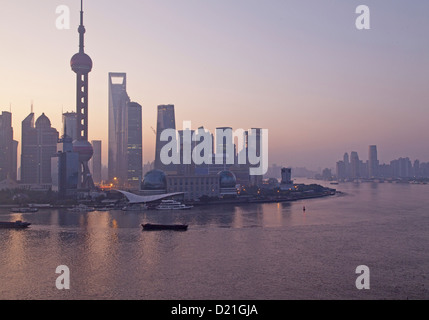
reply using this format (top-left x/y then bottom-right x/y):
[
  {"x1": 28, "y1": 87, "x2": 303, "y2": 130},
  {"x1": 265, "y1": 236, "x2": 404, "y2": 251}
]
[{"x1": 1, "y1": 179, "x2": 429, "y2": 300}]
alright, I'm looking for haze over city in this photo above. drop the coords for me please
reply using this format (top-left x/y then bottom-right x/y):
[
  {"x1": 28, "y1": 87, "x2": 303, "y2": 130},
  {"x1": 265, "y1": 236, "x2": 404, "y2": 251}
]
[{"x1": 1, "y1": 0, "x2": 428, "y2": 170}]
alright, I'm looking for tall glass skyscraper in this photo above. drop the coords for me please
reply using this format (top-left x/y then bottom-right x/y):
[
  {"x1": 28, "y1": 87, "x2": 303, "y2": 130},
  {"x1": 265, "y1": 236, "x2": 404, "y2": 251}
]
[
  {"x1": 0, "y1": 111, "x2": 17, "y2": 181},
  {"x1": 108, "y1": 73, "x2": 142, "y2": 187},
  {"x1": 108, "y1": 72, "x2": 130, "y2": 183},
  {"x1": 62, "y1": 112, "x2": 77, "y2": 141},
  {"x1": 368, "y1": 145, "x2": 379, "y2": 178},
  {"x1": 350, "y1": 151, "x2": 360, "y2": 179},
  {"x1": 154, "y1": 104, "x2": 176, "y2": 174},
  {"x1": 127, "y1": 102, "x2": 142, "y2": 188}
]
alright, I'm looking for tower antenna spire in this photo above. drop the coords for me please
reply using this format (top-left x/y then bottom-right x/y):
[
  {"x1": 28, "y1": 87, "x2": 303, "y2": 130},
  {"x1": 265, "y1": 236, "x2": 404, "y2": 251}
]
[
  {"x1": 78, "y1": 0, "x2": 85, "y2": 53},
  {"x1": 80, "y1": 0, "x2": 83, "y2": 24}
]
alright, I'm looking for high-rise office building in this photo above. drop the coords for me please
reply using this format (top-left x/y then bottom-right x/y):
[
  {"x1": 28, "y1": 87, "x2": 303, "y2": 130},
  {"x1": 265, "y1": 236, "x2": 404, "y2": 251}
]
[
  {"x1": 0, "y1": 111, "x2": 17, "y2": 181},
  {"x1": 368, "y1": 145, "x2": 379, "y2": 178},
  {"x1": 21, "y1": 113, "x2": 59, "y2": 185},
  {"x1": 127, "y1": 102, "x2": 142, "y2": 188},
  {"x1": 343, "y1": 152, "x2": 350, "y2": 178},
  {"x1": 91, "y1": 140, "x2": 102, "y2": 184},
  {"x1": 215, "y1": 127, "x2": 234, "y2": 166},
  {"x1": 178, "y1": 128, "x2": 196, "y2": 175},
  {"x1": 20, "y1": 113, "x2": 35, "y2": 183},
  {"x1": 12, "y1": 140, "x2": 18, "y2": 181},
  {"x1": 154, "y1": 104, "x2": 176, "y2": 174},
  {"x1": 108, "y1": 72, "x2": 130, "y2": 184},
  {"x1": 62, "y1": 111, "x2": 77, "y2": 141},
  {"x1": 248, "y1": 128, "x2": 263, "y2": 186},
  {"x1": 70, "y1": 0, "x2": 94, "y2": 190},
  {"x1": 350, "y1": 151, "x2": 360, "y2": 179},
  {"x1": 336, "y1": 160, "x2": 346, "y2": 180},
  {"x1": 52, "y1": 131, "x2": 79, "y2": 197},
  {"x1": 281, "y1": 167, "x2": 293, "y2": 184},
  {"x1": 390, "y1": 157, "x2": 412, "y2": 178}
]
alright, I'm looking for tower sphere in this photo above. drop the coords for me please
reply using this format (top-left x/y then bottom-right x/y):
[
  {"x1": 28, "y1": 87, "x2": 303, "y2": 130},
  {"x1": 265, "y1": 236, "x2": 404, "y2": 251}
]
[
  {"x1": 73, "y1": 140, "x2": 94, "y2": 162},
  {"x1": 70, "y1": 52, "x2": 93, "y2": 73}
]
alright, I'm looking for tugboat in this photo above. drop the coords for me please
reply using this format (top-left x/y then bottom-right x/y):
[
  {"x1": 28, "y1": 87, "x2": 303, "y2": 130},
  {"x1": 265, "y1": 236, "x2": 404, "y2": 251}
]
[
  {"x1": 0, "y1": 220, "x2": 32, "y2": 229},
  {"x1": 141, "y1": 223, "x2": 188, "y2": 231}
]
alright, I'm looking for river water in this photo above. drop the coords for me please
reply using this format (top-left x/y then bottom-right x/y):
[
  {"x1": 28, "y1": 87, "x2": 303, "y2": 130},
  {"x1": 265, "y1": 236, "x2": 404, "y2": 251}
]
[{"x1": 1, "y1": 179, "x2": 429, "y2": 300}]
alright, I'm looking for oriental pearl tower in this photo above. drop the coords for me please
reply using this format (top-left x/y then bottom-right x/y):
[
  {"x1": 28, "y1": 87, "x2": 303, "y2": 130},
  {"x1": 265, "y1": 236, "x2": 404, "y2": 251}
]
[{"x1": 70, "y1": 0, "x2": 94, "y2": 189}]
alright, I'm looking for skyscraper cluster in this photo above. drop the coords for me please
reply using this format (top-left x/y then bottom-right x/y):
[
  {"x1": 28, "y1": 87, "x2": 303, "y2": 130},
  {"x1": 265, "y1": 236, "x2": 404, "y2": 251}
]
[
  {"x1": 336, "y1": 145, "x2": 429, "y2": 181},
  {"x1": 145, "y1": 104, "x2": 265, "y2": 200}
]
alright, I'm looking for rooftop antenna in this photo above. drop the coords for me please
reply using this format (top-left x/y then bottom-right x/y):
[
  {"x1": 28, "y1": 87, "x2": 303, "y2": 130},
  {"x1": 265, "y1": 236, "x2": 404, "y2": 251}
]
[{"x1": 31, "y1": 101, "x2": 34, "y2": 114}]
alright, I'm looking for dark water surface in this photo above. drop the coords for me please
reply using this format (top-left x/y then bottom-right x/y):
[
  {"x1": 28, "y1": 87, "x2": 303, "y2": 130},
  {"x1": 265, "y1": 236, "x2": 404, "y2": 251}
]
[{"x1": 1, "y1": 180, "x2": 429, "y2": 299}]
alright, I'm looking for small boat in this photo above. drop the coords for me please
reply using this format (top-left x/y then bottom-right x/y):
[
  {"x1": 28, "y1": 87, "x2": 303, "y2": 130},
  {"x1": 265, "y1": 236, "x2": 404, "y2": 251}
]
[
  {"x1": 141, "y1": 223, "x2": 188, "y2": 231},
  {"x1": 0, "y1": 220, "x2": 32, "y2": 229},
  {"x1": 10, "y1": 207, "x2": 38, "y2": 213},
  {"x1": 156, "y1": 200, "x2": 193, "y2": 210}
]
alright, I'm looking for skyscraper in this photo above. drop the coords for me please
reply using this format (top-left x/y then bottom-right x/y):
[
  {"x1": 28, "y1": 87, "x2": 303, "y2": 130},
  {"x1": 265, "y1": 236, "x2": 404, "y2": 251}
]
[
  {"x1": 248, "y1": 128, "x2": 263, "y2": 186},
  {"x1": 20, "y1": 113, "x2": 36, "y2": 183},
  {"x1": 62, "y1": 111, "x2": 77, "y2": 141},
  {"x1": 126, "y1": 102, "x2": 142, "y2": 188},
  {"x1": 108, "y1": 72, "x2": 130, "y2": 183},
  {"x1": 21, "y1": 113, "x2": 59, "y2": 185},
  {"x1": 336, "y1": 160, "x2": 346, "y2": 180},
  {"x1": 215, "y1": 126, "x2": 234, "y2": 167},
  {"x1": 70, "y1": 0, "x2": 94, "y2": 190},
  {"x1": 154, "y1": 104, "x2": 176, "y2": 174},
  {"x1": 0, "y1": 111, "x2": 17, "y2": 181},
  {"x1": 350, "y1": 151, "x2": 360, "y2": 179},
  {"x1": 368, "y1": 145, "x2": 379, "y2": 178},
  {"x1": 52, "y1": 130, "x2": 79, "y2": 197},
  {"x1": 91, "y1": 140, "x2": 102, "y2": 184},
  {"x1": 178, "y1": 128, "x2": 196, "y2": 175},
  {"x1": 343, "y1": 152, "x2": 350, "y2": 179}
]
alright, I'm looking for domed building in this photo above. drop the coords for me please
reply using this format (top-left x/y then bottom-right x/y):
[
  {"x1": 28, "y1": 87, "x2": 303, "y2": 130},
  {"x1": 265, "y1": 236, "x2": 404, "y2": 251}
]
[
  {"x1": 140, "y1": 169, "x2": 167, "y2": 195},
  {"x1": 218, "y1": 170, "x2": 238, "y2": 197},
  {"x1": 218, "y1": 170, "x2": 236, "y2": 188},
  {"x1": 35, "y1": 113, "x2": 51, "y2": 128},
  {"x1": 21, "y1": 112, "x2": 59, "y2": 186}
]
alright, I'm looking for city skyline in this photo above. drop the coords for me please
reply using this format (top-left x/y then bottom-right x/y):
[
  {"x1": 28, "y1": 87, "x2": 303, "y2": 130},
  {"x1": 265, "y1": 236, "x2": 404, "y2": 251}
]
[{"x1": 1, "y1": 1, "x2": 429, "y2": 170}]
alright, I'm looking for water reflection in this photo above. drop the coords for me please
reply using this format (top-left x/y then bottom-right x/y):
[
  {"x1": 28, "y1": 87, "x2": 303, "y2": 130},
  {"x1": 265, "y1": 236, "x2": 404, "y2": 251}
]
[{"x1": 2, "y1": 181, "x2": 429, "y2": 299}]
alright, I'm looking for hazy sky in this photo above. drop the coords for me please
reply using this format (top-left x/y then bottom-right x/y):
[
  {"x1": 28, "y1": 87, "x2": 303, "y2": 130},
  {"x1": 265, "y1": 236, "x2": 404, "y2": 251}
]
[{"x1": 1, "y1": 0, "x2": 428, "y2": 170}]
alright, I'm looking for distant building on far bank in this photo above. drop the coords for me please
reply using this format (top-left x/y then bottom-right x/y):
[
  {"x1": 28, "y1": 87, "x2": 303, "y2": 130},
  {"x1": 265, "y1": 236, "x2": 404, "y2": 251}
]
[{"x1": 280, "y1": 167, "x2": 293, "y2": 190}]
